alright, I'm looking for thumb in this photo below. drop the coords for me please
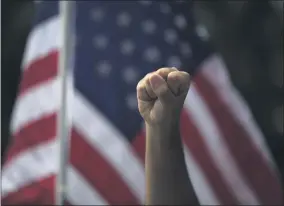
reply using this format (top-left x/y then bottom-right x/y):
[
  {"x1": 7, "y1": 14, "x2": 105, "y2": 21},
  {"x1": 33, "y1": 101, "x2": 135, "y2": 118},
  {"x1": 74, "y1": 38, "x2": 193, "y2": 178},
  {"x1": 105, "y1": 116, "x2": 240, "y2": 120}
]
[{"x1": 149, "y1": 73, "x2": 174, "y2": 104}]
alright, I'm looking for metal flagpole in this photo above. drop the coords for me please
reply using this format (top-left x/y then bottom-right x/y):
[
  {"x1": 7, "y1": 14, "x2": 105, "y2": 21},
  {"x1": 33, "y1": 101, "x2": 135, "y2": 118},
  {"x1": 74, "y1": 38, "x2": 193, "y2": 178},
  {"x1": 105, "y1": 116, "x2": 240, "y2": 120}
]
[{"x1": 56, "y1": 1, "x2": 75, "y2": 205}]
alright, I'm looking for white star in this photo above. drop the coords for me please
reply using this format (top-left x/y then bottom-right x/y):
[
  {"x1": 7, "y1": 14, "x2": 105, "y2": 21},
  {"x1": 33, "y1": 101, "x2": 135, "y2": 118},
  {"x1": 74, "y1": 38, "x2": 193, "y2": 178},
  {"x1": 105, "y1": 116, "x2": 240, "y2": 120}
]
[
  {"x1": 126, "y1": 93, "x2": 138, "y2": 110},
  {"x1": 196, "y1": 24, "x2": 210, "y2": 41},
  {"x1": 92, "y1": 35, "x2": 108, "y2": 49},
  {"x1": 144, "y1": 47, "x2": 161, "y2": 63},
  {"x1": 159, "y1": 3, "x2": 171, "y2": 14},
  {"x1": 139, "y1": 0, "x2": 152, "y2": 6},
  {"x1": 122, "y1": 67, "x2": 139, "y2": 84},
  {"x1": 117, "y1": 12, "x2": 132, "y2": 27},
  {"x1": 90, "y1": 8, "x2": 104, "y2": 22},
  {"x1": 164, "y1": 29, "x2": 178, "y2": 44},
  {"x1": 96, "y1": 61, "x2": 112, "y2": 77},
  {"x1": 180, "y1": 43, "x2": 192, "y2": 57},
  {"x1": 167, "y1": 56, "x2": 182, "y2": 68},
  {"x1": 120, "y1": 40, "x2": 135, "y2": 55},
  {"x1": 141, "y1": 20, "x2": 156, "y2": 34},
  {"x1": 174, "y1": 14, "x2": 187, "y2": 30}
]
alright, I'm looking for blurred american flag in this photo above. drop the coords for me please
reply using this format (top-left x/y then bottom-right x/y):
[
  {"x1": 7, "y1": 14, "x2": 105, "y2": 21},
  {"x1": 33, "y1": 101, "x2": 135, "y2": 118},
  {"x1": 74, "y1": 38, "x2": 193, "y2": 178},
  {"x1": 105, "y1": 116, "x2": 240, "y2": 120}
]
[{"x1": 1, "y1": 1, "x2": 282, "y2": 205}]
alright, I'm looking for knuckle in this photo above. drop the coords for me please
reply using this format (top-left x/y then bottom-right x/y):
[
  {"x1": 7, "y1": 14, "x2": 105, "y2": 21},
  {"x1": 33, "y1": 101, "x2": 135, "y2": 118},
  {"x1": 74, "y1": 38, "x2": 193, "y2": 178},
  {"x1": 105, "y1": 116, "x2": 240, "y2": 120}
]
[
  {"x1": 181, "y1": 71, "x2": 190, "y2": 76},
  {"x1": 157, "y1": 67, "x2": 169, "y2": 73},
  {"x1": 144, "y1": 73, "x2": 153, "y2": 80},
  {"x1": 157, "y1": 67, "x2": 175, "y2": 74},
  {"x1": 156, "y1": 68, "x2": 172, "y2": 80},
  {"x1": 136, "y1": 80, "x2": 145, "y2": 91},
  {"x1": 180, "y1": 71, "x2": 189, "y2": 76},
  {"x1": 180, "y1": 71, "x2": 190, "y2": 80}
]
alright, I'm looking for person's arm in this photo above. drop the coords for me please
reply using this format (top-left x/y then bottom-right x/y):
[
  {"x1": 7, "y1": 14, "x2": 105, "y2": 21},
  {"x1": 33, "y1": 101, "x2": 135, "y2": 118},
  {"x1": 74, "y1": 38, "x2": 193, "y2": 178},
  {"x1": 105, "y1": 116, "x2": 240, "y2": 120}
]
[
  {"x1": 145, "y1": 120, "x2": 199, "y2": 205},
  {"x1": 136, "y1": 68, "x2": 199, "y2": 205}
]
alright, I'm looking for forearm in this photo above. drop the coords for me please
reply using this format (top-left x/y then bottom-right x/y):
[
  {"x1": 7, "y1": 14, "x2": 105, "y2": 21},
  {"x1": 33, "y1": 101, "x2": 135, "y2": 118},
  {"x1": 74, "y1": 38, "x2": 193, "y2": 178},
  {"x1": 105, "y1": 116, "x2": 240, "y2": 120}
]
[{"x1": 145, "y1": 120, "x2": 199, "y2": 205}]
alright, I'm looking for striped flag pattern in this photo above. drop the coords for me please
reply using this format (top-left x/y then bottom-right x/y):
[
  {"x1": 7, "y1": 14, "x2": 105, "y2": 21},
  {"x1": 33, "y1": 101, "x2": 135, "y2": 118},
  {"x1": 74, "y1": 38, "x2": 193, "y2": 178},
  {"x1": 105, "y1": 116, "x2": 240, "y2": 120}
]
[{"x1": 1, "y1": 1, "x2": 282, "y2": 205}]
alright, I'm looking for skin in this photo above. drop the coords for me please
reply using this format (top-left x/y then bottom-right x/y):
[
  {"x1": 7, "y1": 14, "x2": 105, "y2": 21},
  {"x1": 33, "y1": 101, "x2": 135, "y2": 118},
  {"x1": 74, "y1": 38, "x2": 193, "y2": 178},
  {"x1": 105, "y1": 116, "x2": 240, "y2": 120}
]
[{"x1": 137, "y1": 68, "x2": 199, "y2": 205}]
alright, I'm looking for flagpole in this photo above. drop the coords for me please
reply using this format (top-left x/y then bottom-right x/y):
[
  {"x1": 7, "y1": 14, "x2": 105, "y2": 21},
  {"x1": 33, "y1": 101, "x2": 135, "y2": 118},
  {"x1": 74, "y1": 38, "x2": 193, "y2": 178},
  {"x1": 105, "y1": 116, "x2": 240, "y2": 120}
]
[{"x1": 56, "y1": 1, "x2": 74, "y2": 205}]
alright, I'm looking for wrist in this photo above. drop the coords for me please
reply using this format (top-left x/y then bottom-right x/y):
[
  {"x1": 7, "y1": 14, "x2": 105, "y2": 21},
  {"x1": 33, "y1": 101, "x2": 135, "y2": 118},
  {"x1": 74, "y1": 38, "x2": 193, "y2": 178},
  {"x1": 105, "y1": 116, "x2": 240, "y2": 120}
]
[
  {"x1": 145, "y1": 120, "x2": 182, "y2": 151},
  {"x1": 146, "y1": 120, "x2": 179, "y2": 134},
  {"x1": 145, "y1": 117, "x2": 180, "y2": 140}
]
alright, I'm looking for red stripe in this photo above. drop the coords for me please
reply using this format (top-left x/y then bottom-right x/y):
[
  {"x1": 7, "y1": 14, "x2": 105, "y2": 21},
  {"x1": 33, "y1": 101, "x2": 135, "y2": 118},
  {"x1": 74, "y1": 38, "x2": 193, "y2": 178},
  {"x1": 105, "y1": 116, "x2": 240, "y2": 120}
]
[
  {"x1": 180, "y1": 109, "x2": 238, "y2": 204},
  {"x1": 5, "y1": 114, "x2": 56, "y2": 164},
  {"x1": 19, "y1": 50, "x2": 58, "y2": 95},
  {"x1": 2, "y1": 175, "x2": 55, "y2": 205},
  {"x1": 194, "y1": 72, "x2": 282, "y2": 204},
  {"x1": 132, "y1": 130, "x2": 146, "y2": 163},
  {"x1": 70, "y1": 129, "x2": 140, "y2": 205}
]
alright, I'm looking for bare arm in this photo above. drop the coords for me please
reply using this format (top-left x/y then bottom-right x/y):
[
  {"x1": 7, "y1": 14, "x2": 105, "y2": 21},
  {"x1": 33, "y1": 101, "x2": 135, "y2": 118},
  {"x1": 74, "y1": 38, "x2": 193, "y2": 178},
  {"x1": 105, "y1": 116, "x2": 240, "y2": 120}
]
[
  {"x1": 145, "y1": 120, "x2": 199, "y2": 205},
  {"x1": 137, "y1": 68, "x2": 199, "y2": 205}
]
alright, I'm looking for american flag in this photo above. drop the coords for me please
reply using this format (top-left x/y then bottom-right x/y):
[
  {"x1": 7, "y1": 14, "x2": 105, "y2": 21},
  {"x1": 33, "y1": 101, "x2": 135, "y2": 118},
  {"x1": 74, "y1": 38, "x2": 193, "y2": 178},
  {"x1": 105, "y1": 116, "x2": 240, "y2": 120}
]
[{"x1": 2, "y1": 1, "x2": 282, "y2": 205}]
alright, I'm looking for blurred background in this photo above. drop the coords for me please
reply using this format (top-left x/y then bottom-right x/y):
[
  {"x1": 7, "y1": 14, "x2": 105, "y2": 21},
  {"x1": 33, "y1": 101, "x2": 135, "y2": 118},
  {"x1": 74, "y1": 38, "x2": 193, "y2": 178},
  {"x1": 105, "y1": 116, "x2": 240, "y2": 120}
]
[{"x1": 1, "y1": 0, "x2": 283, "y2": 176}]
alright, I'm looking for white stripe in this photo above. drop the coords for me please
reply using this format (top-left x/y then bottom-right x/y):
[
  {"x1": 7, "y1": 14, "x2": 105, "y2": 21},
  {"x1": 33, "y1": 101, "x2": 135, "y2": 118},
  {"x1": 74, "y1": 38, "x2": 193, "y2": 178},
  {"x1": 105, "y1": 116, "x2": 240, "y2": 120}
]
[
  {"x1": 11, "y1": 75, "x2": 74, "y2": 135},
  {"x1": 22, "y1": 16, "x2": 60, "y2": 70},
  {"x1": 11, "y1": 78, "x2": 60, "y2": 133},
  {"x1": 201, "y1": 55, "x2": 277, "y2": 171},
  {"x1": 67, "y1": 166, "x2": 108, "y2": 205},
  {"x1": 73, "y1": 92, "x2": 145, "y2": 204},
  {"x1": 184, "y1": 85, "x2": 259, "y2": 204},
  {"x1": 183, "y1": 147, "x2": 219, "y2": 205},
  {"x1": 1, "y1": 140, "x2": 108, "y2": 205},
  {"x1": 2, "y1": 141, "x2": 57, "y2": 197}
]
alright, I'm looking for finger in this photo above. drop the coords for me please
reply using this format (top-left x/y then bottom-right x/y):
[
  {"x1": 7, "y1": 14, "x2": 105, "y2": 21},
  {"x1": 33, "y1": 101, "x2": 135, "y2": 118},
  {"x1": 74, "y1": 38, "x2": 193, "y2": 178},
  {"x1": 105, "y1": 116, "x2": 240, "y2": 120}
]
[
  {"x1": 156, "y1": 67, "x2": 179, "y2": 95},
  {"x1": 136, "y1": 79, "x2": 152, "y2": 101},
  {"x1": 167, "y1": 71, "x2": 191, "y2": 97},
  {"x1": 156, "y1": 67, "x2": 178, "y2": 81},
  {"x1": 149, "y1": 73, "x2": 174, "y2": 103},
  {"x1": 145, "y1": 73, "x2": 157, "y2": 99}
]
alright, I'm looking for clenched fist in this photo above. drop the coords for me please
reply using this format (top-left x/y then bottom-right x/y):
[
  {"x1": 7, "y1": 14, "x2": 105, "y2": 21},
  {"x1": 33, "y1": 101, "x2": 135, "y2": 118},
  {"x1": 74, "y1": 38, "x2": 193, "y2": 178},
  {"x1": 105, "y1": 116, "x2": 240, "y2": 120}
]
[{"x1": 137, "y1": 67, "x2": 190, "y2": 125}]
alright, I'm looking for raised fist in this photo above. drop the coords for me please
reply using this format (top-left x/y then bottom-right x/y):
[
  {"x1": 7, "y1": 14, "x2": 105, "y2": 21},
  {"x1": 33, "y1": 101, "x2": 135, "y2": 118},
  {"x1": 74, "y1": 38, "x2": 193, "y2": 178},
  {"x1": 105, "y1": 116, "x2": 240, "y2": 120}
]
[{"x1": 136, "y1": 67, "x2": 191, "y2": 125}]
